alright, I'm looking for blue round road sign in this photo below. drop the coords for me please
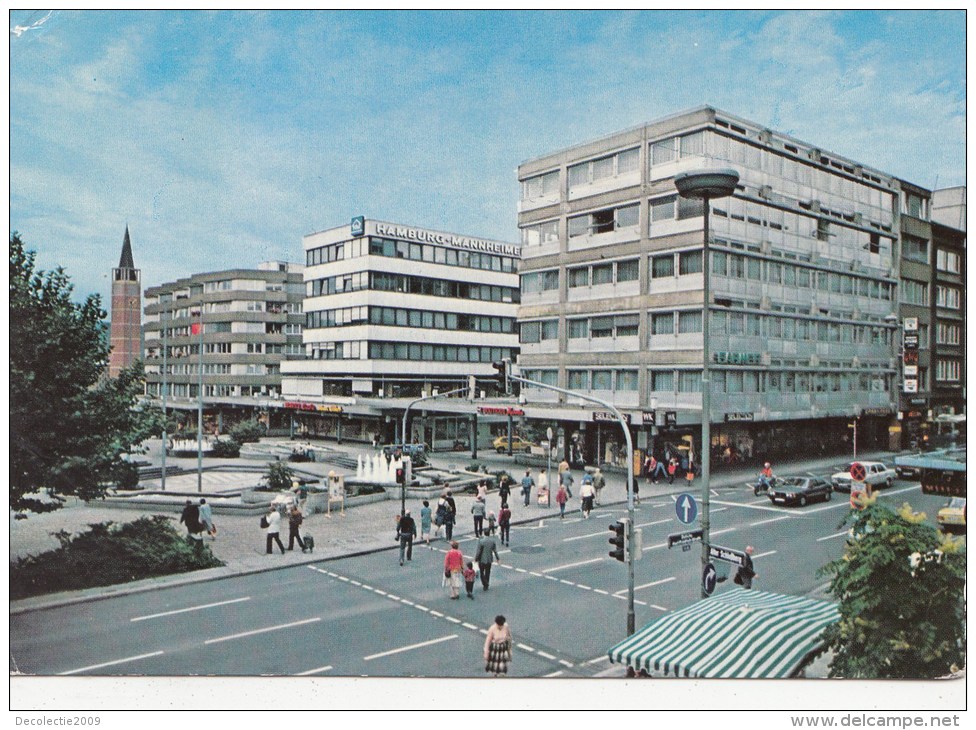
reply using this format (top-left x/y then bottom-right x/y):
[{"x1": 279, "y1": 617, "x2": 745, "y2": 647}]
[
  {"x1": 703, "y1": 562, "x2": 717, "y2": 596},
  {"x1": 675, "y1": 492, "x2": 698, "y2": 524}
]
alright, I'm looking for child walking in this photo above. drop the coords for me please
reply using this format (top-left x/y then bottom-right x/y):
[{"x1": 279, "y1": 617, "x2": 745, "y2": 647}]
[{"x1": 463, "y1": 562, "x2": 477, "y2": 599}]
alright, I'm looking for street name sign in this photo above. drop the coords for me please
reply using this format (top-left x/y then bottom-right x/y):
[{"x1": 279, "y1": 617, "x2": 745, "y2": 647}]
[
  {"x1": 708, "y1": 544, "x2": 746, "y2": 567},
  {"x1": 675, "y1": 493, "x2": 698, "y2": 524},
  {"x1": 667, "y1": 529, "x2": 703, "y2": 549}
]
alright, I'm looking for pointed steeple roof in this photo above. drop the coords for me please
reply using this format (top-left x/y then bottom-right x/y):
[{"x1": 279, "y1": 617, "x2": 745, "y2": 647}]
[{"x1": 118, "y1": 226, "x2": 135, "y2": 269}]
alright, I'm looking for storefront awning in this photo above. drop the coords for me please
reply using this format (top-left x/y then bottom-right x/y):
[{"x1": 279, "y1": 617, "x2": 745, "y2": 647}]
[{"x1": 607, "y1": 588, "x2": 840, "y2": 678}]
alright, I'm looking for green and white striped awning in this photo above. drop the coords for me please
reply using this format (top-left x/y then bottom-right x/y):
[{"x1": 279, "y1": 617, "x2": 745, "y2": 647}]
[{"x1": 608, "y1": 588, "x2": 840, "y2": 678}]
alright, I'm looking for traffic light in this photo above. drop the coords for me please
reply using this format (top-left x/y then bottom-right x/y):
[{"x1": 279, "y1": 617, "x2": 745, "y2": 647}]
[
  {"x1": 395, "y1": 466, "x2": 405, "y2": 485},
  {"x1": 609, "y1": 519, "x2": 630, "y2": 562},
  {"x1": 492, "y1": 359, "x2": 510, "y2": 394}
]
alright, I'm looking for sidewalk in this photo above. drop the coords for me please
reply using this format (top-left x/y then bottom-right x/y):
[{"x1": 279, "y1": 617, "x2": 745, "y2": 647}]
[{"x1": 10, "y1": 438, "x2": 896, "y2": 614}]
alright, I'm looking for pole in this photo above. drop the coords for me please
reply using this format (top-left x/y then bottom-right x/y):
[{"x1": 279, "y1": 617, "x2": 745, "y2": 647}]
[
  {"x1": 854, "y1": 419, "x2": 858, "y2": 460},
  {"x1": 196, "y1": 310, "x2": 204, "y2": 493},
  {"x1": 161, "y1": 311, "x2": 167, "y2": 491},
  {"x1": 507, "y1": 413, "x2": 514, "y2": 456},
  {"x1": 700, "y1": 198, "x2": 712, "y2": 598},
  {"x1": 509, "y1": 374, "x2": 635, "y2": 635}
]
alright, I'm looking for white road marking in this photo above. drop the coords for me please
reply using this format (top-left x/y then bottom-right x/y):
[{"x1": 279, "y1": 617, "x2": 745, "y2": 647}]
[
  {"x1": 593, "y1": 589, "x2": 610, "y2": 595},
  {"x1": 514, "y1": 568, "x2": 527, "y2": 573},
  {"x1": 400, "y1": 600, "x2": 415, "y2": 606},
  {"x1": 130, "y1": 597, "x2": 251, "y2": 622},
  {"x1": 542, "y1": 557, "x2": 604, "y2": 573},
  {"x1": 295, "y1": 665, "x2": 333, "y2": 676},
  {"x1": 559, "y1": 659, "x2": 574, "y2": 668},
  {"x1": 753, "y1": 550, "x2": 777, "y2": 559},
  {"x1": 637, "y1": 518, "x2": 672, "y2": 528},
  {"x1": 750, "y1": 515, "x2": 792, "y2": 527},
  {"x1": 364, "y1": 634, "x2": 457, "y2": 661},
  {"x1": 577, "y1": 584, "x2": 592, "y2": 590},
  {"x1": 373, "y1": 589, "x2": 387, "y2": 596},
  {"x1": 463, "y1": 623, "x2": 479, "y2": 631},
  {"x1": 544, "y1": 670, "x2": 564, "y2": 677},
  {"x1": 517, "y1": 643, "x2": 535, "y2": 653},
  {"x1": 59, "y1": 651, "x2": 164, "y2": 676},
  {"x1": 445, "y1": 617, "x2": 461, "y2": 624},
  {"x1": 711, "y1": 507, "x2": 728, "y2": 513},
  {"x1": 537, "y1": 651, "x2": 556, "y2": 660},
  {"x1": 415, "y1": 605, "x2": 429, "y2": 612},
  {"x1": 563, "y1": 529, "x2": 613, "y2": 542},
  {"x1": 205, "y1": 618, "x2": 320, "y2": 645},
  {"x1": 429, "y1": 611, "x2": 444, "y2": 618},
  {"x1": 651, "y1": 604, "x2": 668, "y2": 611},
  {"x1": 817, "y1": 532, "x2": 849, "y2": 542},
  {"x1": 713, "y1": 499, "x2": 789, "y2": 513},
  {"x1": 559, "y1": 579, "x2": 575, "y2": 585},
  {"x1": 586, "y1": 656, "x2": 608, "y2": 665},
  {"x1": 619, "y1": 576, "x2": 676, "y2": 595}
]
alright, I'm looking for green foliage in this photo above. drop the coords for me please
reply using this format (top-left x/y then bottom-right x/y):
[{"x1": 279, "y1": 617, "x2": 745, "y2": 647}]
[
  {"x1": 263, "y1": 460, "x2": 296, "y2": 491},
  {"x1": 229, "y1": 419, "x2": 265, "y2": 444},
  {"x1": 10, "y1": 234, "x2": 163, "y2": 514},
  {"x1": 210, "y1": 439, "x2": 242, "y2": 458},
  {"x1": 9, "y1": 516, "x2": 223, "y2": 599},
  {"x1": 111, "y1": 461, "x2": 141, "y2": 490},
  {"x1": 817, "y1": 500, "x2": 966, "y2": 678}
]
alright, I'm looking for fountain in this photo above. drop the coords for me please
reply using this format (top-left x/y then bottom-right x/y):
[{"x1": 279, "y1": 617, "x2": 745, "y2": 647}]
[{"x1": 356, "y1": 454, "x2": 363, "y2": 480}]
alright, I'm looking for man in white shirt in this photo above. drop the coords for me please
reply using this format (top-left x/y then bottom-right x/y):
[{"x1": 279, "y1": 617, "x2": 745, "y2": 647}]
[{"x1": 266, "y1": 508, "x2": 285, "y2": 554}]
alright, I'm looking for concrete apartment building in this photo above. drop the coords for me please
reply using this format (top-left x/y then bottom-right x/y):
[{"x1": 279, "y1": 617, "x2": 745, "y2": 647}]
[
  {"x1": 143, "y1": 262, "x2": 304, "y2": 431},
  {"x1": 515, "y1": 106, "x2": 926, "y2": 466},
  {"x1": 280, "y1": 217, "x2": 521, "y2": 447}
]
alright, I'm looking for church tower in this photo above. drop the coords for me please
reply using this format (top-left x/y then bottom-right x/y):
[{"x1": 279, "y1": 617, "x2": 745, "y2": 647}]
[{"x1": 108, "y1": 226, "x2": 142, "y2": 378}]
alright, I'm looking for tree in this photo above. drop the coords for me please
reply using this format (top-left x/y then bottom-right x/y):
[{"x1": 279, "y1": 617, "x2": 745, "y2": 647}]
[
  {"x1": 818, "y1": 497, "x2": 966, "y2": 678},
  {"x1": 10, "y1": 233, "x2": 162, "y2": 514}
]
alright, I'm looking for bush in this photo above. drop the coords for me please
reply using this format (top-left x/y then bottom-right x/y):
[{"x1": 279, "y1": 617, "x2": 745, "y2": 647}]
[
  {"x1": 355, "y1": 484, "x2": 386, "y2": 496},
  {"x1": 263, "y1": 461, "x2": 296, "y2": 491},
  {"x1": 211, "y1": 438, "x2": 241, "y2": 458},
  {"x1": 467, "y1": 463, "x2": 482, "y2": 473},
  {"x1": 112, "y1": 461, "x2": 141, "y2": 490},
  {"x1": 229, "y1": 419, "x2": 265, "y2": 444},
  {"x1": 10, "y1": 516, "x2": 223, "y2": 600}
]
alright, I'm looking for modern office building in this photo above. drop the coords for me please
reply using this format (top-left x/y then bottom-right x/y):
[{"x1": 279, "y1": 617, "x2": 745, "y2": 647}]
[
  {"x1": 108, "y1": 226, "x2": 142, "y2": 378},
  {"x1": 929, "y1": 189, "x2": 966, "y2": 425},
  {"x1": 280, "y1": 217, "x2": 521, "y2": 446},
  {"x1": 516, "y1": 106, "x2": 909, "y2": 466},
  {"x1": 143, "y1": 262, "x2": 304, "y2": 429}
]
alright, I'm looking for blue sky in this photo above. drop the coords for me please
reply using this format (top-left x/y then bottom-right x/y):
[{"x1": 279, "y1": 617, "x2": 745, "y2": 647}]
[{"x1": 9, "y1": 10, "x2": 966, "y2": 306}]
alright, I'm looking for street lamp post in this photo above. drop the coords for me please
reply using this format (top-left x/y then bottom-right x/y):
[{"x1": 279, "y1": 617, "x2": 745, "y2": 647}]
[
  {"x1": 161, "y1": 311, "x2": 167, "y2": 491},
  {"x1": 674, "y1": 169, "x2": 739, "y2": 599},
  {"x1": 194, "y1": 309, "x2": 204, "y2": 493}
]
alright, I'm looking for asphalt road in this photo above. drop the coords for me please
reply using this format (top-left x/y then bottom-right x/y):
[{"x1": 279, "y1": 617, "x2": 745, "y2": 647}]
[{"x1": 10, "y1": 468, "x2": 953, "y2": 679}]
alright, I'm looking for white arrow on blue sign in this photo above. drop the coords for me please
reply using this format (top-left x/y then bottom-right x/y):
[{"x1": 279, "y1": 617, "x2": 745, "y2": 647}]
[{"x1": 675, "y1": 493, "x2": 698, "y2": 524}]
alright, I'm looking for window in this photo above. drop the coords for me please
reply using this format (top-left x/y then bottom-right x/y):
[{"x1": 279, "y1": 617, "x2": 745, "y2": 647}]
[
  {"x1": 590, "y1": 317, "x2": 614, "y2": 338},
  {"x1": 615, "y1": 314, "x2": 639, "y2": 337},
  {"x1": 568, "y1": 371, "x2": 590, "y2": 390},
  {"x1": 568, "y1": 267, "x2": 589, "y2": 288},
  {"x1": 617, "y1": 370, "x2": 638, "y2": 391},
  {"x1": 616, "y1": 258, "x2": 639, "y2": 282},
  {"x1": 522, "y1": 270, "x2": 559, "y2": 294},
  {"x1": 650, "y1": 195, "x2": 676, "y2": 222},
  {"x1": 650, "y1": 132, "x2": 704, "y2": 166},
  {"x1": 900, "y1": 279, "x2": 929, "y2": 306},
  {"x1": 937, "y1": 323, "x2": 961, "y2": 346},
  {"x1": 520, "y1": 322, "x2": 541, "y2": 344},
  {"x1": 678, "y1": 371, "x2": 702, "y2": 392},
  {"x1": 937, "y1": 285, "x2": 960, "y2": 309},
  {"x1": 936, "y1": 248, "x2": 961, "y2": 273},
  {"x1": 521, "y1": 220, "x2": 559, "y2": 247},
  {"x1": 650, "y1": 371, "x2": 674, "y2": 391},
  {"x1": 569, "y1": 205, "x2": 638, "y2": 237},
  {"x1": 568, "y1": 148, "x2": 640, "y2": 188},
  {"x1": 678, "y1": 310, "x2": 702, "y2": 333},
  {"x1": 677, "y1": 196, "x2": 704, "y2": 220},
  {"x1": 651, "y1": 254, "x2": 674, "y2": 278},
  {"x1": 521, "y1": 170, "x2": 559, "y2": 200},
  {"x1": 591, "y1": 263, "x2": 614, "y2": 285},
  {"x1": 651, "y1": 138, "x2": 677, "y2": 165},
  {"x1": 936, "y1": 359, "x2": 960, "y2": 382},
  {"x1": 904, "y1": 193, "x2": 927, "y2": 219},
  {"x1": 568, "y1": 319, "x2": 589, "y2": 339},
  {"x1": 679, "y1": 250, "x2": 703, "y2": 275},
  {"x1": 592, "y1": 370, "x2": 613, "y2": 391},
  {"x1": 651, "y1": 312, "x2": 674, "y2": 335},
  {"x1": 903, "y1": 235, "x2": 928, "y2": 263}
]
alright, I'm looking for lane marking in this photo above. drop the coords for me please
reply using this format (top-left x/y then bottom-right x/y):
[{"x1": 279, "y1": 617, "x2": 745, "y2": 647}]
[
  {"x1": 462, "y1": 623, "x2": 479, "y2": 630},
  {"x1": 650, "y1": 604, "x2": 668, "y2": 611},
  {"x1": 59, "y1": 651, "x2": 164, "y2": 676},
  {"x1": 429, "y1": 611, "x2": 444, "y2": 618},
  {"x1": 364, "y1": 634, "x2": 457, "y2": 661},
  {"x1": 711, "y1": 507, "x2": 728, "y2": 513},
  {"x1": 593, "y1": 589, "x2": 609, "y2": 595},
  {"x1": 544, "y1": 670, "x2": 564, "y2": 677},
  {"x1": 619, "y1": 576, "x2": 676, "y2": 595},
  {"x1": 205, "y1": 618, "x2": 320, "y2": 645},
  {"x1": 817, "y1": 532, "x2": 848, "y2": 542},
  {"x1": 559, "y1": 659, "x2": 574, "y2": 668},
  {"x1": 374, "y1": 589, "x2": 387, "y2": 596},
  {"x1": 577, "y1": 585, "x2": 592, "y2": 591},
  {"x1": 586, "y1": 656, "x2": 608, "y2": 665},
  {"x1": 636, "y1": 518, "x2": 672, "y2": 528},
  {"x1": 445, "y1": 617, "x2": 461, "y2": 624},
  {"x1": 750, "y1": 515, "x2": 792, "y2": 527},
  {"x1": 563, "y1": 529, "x2": 614, "y2": 543},
  {"x1": 753, "y1": 550, "x2": 777, "y2": 559},
  {"x1": 295, "y1": 665, "x2": 333, "y2": 676},
  {"x1": 542, "y1": 557, "x2": 604, "y2": 573},
  {"x1": 537, "y1": 651, "x2": 556, "y2": 660},
  {"x1": 559, "y1": 579, "x2": 575, "y2": 586},
  {"x1": 517, "y1": 643, "x2": 535, "y2": 653},
  {"x1": 130, "y1": 597, "x2": 251, "y2": 622},
  {"x1": 514, "y1": 567, "x2": 528, "y2": 573},
  {"x1": 713, "y1": 499, "x2": 789, "y2": 513}
]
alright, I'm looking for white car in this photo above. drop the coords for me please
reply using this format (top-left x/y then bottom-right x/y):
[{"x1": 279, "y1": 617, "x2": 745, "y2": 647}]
[{"x1": 831, "y1": 461, "x2": 896, "y2": 493}]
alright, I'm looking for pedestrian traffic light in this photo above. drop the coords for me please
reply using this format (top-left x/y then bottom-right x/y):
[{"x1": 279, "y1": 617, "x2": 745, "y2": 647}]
[
  {"x1": 492, "y1": 359, "x2": 510, "y2": 394},
  {"x1": 609, "y1": 519, "x2": 630, "y2": 562},
  {"x1": 395, "y1": 466, "x2": 405, "y2": 485}
]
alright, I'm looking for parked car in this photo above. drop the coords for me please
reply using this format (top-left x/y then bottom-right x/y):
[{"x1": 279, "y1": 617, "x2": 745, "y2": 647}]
[
  {"x1": 768, "y1": 476, "x2": 833, "y2": 507},
  {"x1": 831, "y1": 461, "x2": 895, "y2": 492},
  {"x1": 937, "y1": 497, "x2": 966, "y2": 533},
  {"x1": 493, "y1": 435, "x2": 533, "y2": 453}
]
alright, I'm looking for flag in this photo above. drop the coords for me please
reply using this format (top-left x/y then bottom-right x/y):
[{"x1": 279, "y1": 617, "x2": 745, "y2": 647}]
[{"x1": 191, "y1": 312, "x2": 202, "y2": 335}]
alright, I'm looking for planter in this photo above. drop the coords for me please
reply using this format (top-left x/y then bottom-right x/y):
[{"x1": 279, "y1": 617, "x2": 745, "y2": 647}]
[{"x1": 241, "y1": 488, "x2": 274, "y2": 505}]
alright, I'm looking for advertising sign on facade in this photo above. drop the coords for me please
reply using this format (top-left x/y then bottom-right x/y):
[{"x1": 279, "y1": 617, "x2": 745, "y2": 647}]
[
  {"x1": 903, "y1": 379, "x2": 919, "y2": 393},
  {"x1": 592, "y1": 411, "x2": 630, "y2": 423}
]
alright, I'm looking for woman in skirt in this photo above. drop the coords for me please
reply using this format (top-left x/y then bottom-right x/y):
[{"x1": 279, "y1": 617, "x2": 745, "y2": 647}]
[{"x1": 484, "y1": 615, "x2": 513, "y2": 676}]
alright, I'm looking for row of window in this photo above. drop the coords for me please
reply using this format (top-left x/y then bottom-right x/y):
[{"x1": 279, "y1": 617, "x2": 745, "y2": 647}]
[
  {"x1": 368, "y1": 342, "x2": 517, "y2": 363},
  {"x1": 936, "y1": 360, "x2": 961, "y2": 382},
  {"x1": 936, "y1": 249, "x2": 962, "y2": 274},
  {"x1": 568, "y1": 259, "x2": 639, "y2": 287},
  {"x1": 157, "y1": 363, "x2": 278, "y2": 376},
  {"x1": 305, "y1": 305, "x2": 516, "y2": 334},
  {"x1": 307, "y1": 236, "x2": 518, "y2": 273},
  {"x1": 307, "y1": 271, "x2": 521, "y2": 304},
  {"x1": 937, "y1": 323, "x2": 961, "y2": 346}
]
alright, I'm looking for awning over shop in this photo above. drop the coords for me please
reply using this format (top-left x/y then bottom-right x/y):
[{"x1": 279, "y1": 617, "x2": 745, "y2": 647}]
[{"x1": 607, "y1": 588, "x2": 840, "y2": 678}]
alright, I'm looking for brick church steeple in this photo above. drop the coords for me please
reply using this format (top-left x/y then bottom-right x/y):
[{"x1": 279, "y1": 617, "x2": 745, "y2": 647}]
[{"x1": 108, "y1": 226, "x2": 142, "y2": 378}]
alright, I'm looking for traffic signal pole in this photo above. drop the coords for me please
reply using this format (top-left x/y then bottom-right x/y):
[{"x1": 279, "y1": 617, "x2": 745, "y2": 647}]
[{"x1": 508, "y1": 372, "x2": 637, "y2": 635}]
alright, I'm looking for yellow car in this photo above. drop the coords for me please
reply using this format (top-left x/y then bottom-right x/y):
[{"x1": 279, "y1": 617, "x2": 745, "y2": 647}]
[
  {"x1": 937, "y1": 497, "x2": 966, "y2": 532},
  {"x1": 494, "y1": 436, "x2": 533, "y2": 453}
]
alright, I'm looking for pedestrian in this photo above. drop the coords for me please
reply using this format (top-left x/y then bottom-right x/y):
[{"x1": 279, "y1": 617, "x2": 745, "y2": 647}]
[
  {"x1": 667, "y1": 458, "x2": 677, "y2": 484},
  {"x1": 471, "y1": 496, "x2": 486, "y2": 537},
  {"x1": 420, "y1": 499, "x2": 433, "y2": 547},
  {"x1": 556, "y1": 483, "x2": 568, "y2": 518},
  {"x1": 486, "y1": 510, "x2": 497, "y2": 536},
  {"x1": 642, "y1": 453, "x2": 653, "y2": 478},
  {"x1": 265, "y1": 507, "x2": 285, "y2": 555},
  {"x1": 179, "y1": 499, "x2": 200, "y2": 539},
  {"x1": 498, "y1": 503, "x2": 512, "y2": 546},
  {"x1": 561, "y1": 469, "x2": 574, "y2": 499},
  {"x1": 475, "y1": 528, "x2": 501, "y2": 591},
  {"x1": 484, "y1": 615, "x2": 513, "y2": 677},
  {"x1": 397, "y1": 509, "x2": 417, "y2": 566},
  {"x1": 558, "y1": 458, "x2": 570, "y2": 477},
  {"x1": 580, "y1": 478, "x2": 596, "y2": 518},
  {"x1": 434, "y1": 493, "x2": 449, "y2": 539},
  {"x1": 477, "y1": 480, "x2": 488, "y2": 501},
  {"x1": 463, "y1": 562, "x2": 477, "y2": 599},
  {"x1": 632, "y1": 477, "x2": 641, "y2": 506},
  {"x1": 443, "y1": 490, "x2": 457, "y2": 541},
  {"x1": 650, "y1": 456, "x2": 667, "y2": 483},
  {"x1": 197, "y1": 498, "x2": 216, "y2": 540},
  {"x1": 444, "y1": 541, "x2": 464, "y2": 599},
  {"x1": 593, "y1": 468, "x2": 606, "y2": 505},
  {"x1": 538, "y1": 468, "x2": 550, "y2": 506},
  {"x1": 287, "y1": 504, "x2": 306, "y2": 552},
  {"x1": 736, "y1": 546, "x2": 757, "y2": 589},
  {"x1": 497, "y1": 476, "x2": 511, "y2": 507},
  {"x1": 520, "y1": 470, "x2": 534, "y2": 507},
  {"x1": 685, "y1": 459, "x2": 696, "y2": 484}
]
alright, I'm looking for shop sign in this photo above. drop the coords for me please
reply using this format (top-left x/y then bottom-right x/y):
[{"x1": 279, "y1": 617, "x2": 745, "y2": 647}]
[
  {"x1": 478, "y1": 406, "x2": 524, "y2": 416},
  {"x1": 909, "y1": 397, "x2": 928, "y2": 406},
  {"x1": 724, "y1": 412, "x2": 754, "y2": 422},
  {"x1": 641, "y1": 410, "x2": 656, "y2": 425},
  {"x1": 862, "y1": 407, "x2": 893, "y2": 417},
  {"x1": 903, "y1": 380, "x2": 919, "y2": 393},
  {"x1": 903, "y1": 364, "x2": 918, "y2": 377},
  {"x1": 350, "y1": 215, "x2": 365, "y2": 237},
  {"x1": 664, "y1": 411, "x2": 678, "y2": 427},
  {"x1": 903, "y1": 333, "x2": 919, "y2": 350},
  {"x1": 284, "y1": 401, "x2": 344, "y2": 414},
  {"x1": 373, "y1": 222, "x2": 519, "y2": 257},
  {"x1": 903, "y1": 317, "x2": 918, "y2": 331},
  {"x1": 903, "y1": 349, "x2": 919, "y2": 365},
  {"x1": 592, "y1": 411, "x2": 630, "y2": 424},
  {"x1": 713, "y1": 352, "x2": 762, "y2": 365},
  {"x1": 905, "y1": 409, "x2": 925, "y2": 419}
]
